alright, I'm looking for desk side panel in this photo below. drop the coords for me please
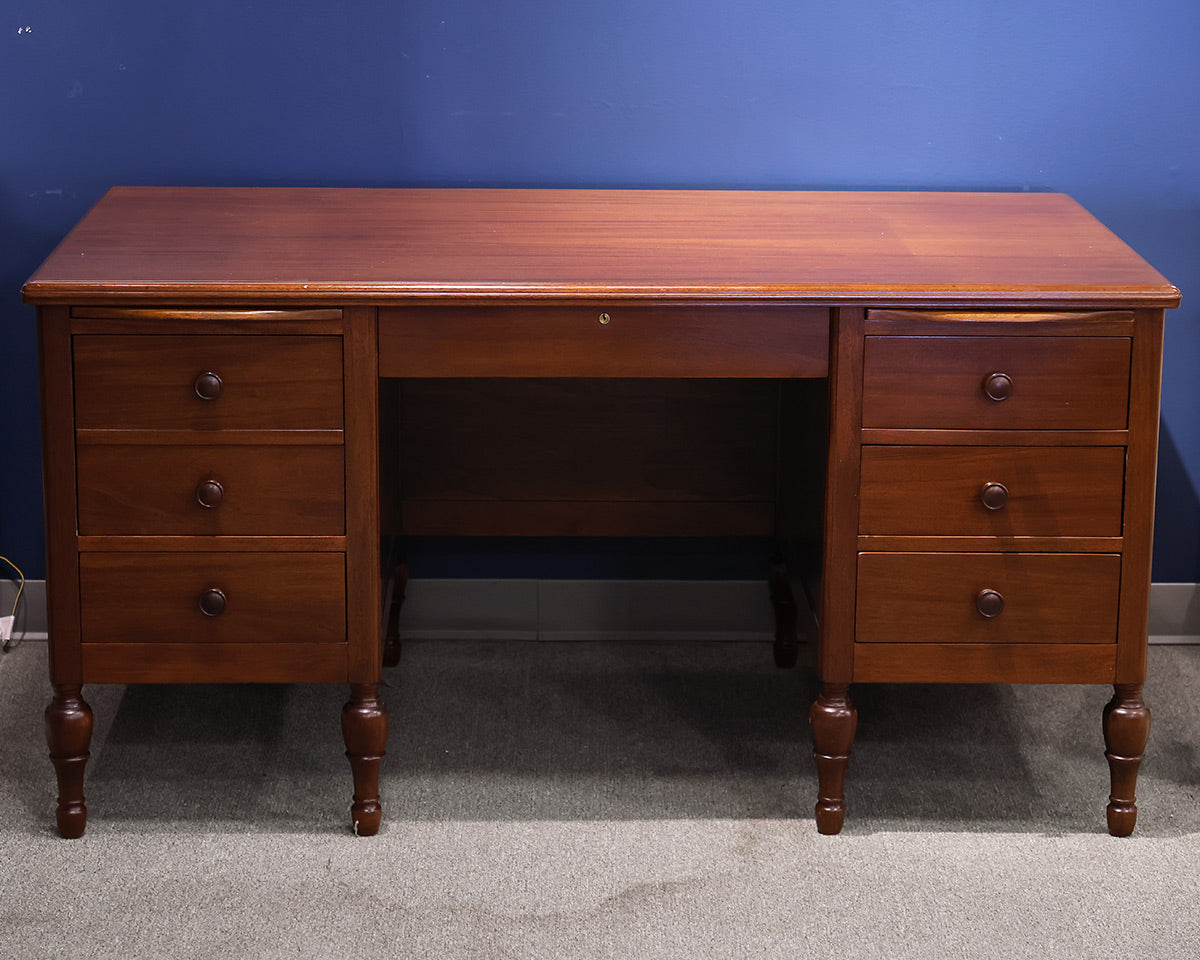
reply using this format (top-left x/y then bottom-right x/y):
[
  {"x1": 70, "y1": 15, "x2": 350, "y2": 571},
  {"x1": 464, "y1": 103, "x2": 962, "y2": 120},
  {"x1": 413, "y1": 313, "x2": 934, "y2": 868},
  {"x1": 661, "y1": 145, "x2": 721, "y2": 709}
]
[
  {"x1": 37, "y1": 306, "x2": 83, "y2": 685},
  {"x1": 344, "y1": 307, "x2": 383, "y2": 682},
  {"x1": 1116, "y1": 308, "x2": 1166, "y2": 683},
  {"x1": 818, "y1": 307, "x2": 865, "y2": 683}
]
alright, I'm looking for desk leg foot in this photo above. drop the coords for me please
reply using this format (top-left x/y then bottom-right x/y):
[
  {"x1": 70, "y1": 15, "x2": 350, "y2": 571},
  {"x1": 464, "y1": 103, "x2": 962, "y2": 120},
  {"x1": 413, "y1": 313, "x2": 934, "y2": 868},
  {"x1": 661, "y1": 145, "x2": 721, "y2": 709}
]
[
  {"x1": 45, "y1": 685, "x2": 93, "y2": 839},
  {"x1": 1103, "y1": 683, "x2": 1150, "y2": 837},
  {"x1": 810, "y1": 683, "x2": 856, "y2": 835},
  {"x1": 382, "y1": 561, "x2": 408, "y2": 668},
  {"x1": 342, "y1": 683, "x2": 387, "y2": 836}
]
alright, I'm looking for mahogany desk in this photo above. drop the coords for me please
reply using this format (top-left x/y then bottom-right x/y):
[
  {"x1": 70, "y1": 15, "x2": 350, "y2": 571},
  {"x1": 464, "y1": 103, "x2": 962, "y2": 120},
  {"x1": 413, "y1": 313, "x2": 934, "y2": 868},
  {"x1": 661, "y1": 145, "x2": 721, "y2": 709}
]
[{"x1": 23, "y1": 188, "x2": 1180, "y2": 837}]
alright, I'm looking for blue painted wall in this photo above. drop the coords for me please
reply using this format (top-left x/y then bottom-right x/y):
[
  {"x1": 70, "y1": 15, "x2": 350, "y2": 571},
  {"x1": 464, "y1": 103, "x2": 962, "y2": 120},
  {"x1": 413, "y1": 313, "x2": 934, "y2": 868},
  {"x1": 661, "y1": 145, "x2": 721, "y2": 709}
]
[{"x1": 4, "y1": 1, "x2": 1198, "y2": 579}]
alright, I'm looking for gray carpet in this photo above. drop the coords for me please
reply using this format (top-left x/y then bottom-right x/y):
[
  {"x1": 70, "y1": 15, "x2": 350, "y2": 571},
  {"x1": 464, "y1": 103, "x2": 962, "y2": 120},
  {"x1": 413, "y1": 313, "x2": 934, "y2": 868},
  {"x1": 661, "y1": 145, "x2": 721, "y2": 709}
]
[{"x1": 2, "y1": 638, "x2": 1198, "y2": 958}]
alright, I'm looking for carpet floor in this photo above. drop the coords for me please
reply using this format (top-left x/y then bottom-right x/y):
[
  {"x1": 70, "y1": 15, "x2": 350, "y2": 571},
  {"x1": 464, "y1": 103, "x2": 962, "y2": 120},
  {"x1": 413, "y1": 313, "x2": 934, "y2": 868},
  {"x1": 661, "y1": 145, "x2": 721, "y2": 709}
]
[{"x1": 2, "y1": 638, "x2": 1198, "y2": 958}]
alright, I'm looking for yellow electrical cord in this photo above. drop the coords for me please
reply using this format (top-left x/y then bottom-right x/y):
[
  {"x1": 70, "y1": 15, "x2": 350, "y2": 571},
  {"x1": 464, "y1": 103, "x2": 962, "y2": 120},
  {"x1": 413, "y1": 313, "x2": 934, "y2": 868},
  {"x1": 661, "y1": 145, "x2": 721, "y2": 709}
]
[{"x1": 1, "y1": 555, "x2": 24, "y2": 649}]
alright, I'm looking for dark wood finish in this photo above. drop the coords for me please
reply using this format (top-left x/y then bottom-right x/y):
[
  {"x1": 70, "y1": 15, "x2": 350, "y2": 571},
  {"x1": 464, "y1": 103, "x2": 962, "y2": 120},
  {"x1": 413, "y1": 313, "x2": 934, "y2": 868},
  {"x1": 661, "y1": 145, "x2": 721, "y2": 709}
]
[
  {"x1": 858, "y1": 446, "x2": 1125, "y2": 537},
  {"x1": 380, "y1": 305, "x2": 828, "y2": 377},
  {"x1": 76, "y1": 444, "x2": 345, "y2": 536},
  {"x1": 382, "y1": 561, "x2": 408, "y2": 668},
  {"x1": 24, "y1": 189, "x2": 1178, "y2": 307},
  {"x1": 853, "y1": 642, "x2": 1117, "y2": 684},
  {"x1": 855, "y1": 553, "x2": 1121, "y2": 644},
  {"x1": 862, "y1": 336, "x2": 1131, "y2": 430},
  {"x1": 73, "y1": 335, "x2": 344, "y2": 431},
  {"x1": 76, "y1": 429, "x2": 343, "y2": 446},
  {"x1": 810, "y1": 683, "x2": 857, "y2": 835},
  {"x1": 818, "y1": 308, "x2": 866, "y2": 684},
  {"x1": 78, "y1": 552, "x2": 346, "y2": 645},
  {"x1": 775, "y1": 377, "x2": 830, "y2": 549},
  {"x1": 399, "y1": 500, "x2": 775, "y2": 538},
  {"x1": 24, "y1": 189, "x2": 1178, "y2": 837},
  {"x1": 80, "y1": 643, "x2": 349, "y2": 684},
  {"x1": 37, "y1": 307, "x2": 84, "y2": 687},
  {"x1": 861, "y1": 428, "x2": 1129, "y2": 446},
  {"x1": 769, "y1": 556, "x2": 800, "y2": 668},
  {"x1": 70, "y1": 313, "x2": 347, "y2": 337},
  {"x1": 342, "y1": 306, "x2": 383, "y2": 683},
  {"x1": 76, "y1": 535, "x2": 346, "y2": 552},
  {"x1": 866, "y1": 309, "x2": 1136, "y2": 336},
  {"x1": 397, "y1": 378, "x2": 778, "y2": 537},
  {"x1": 859, "y1": 536, "x2": 1124, "y2": 554},
  {"x1": 73, "y1": 307, "x2": 342, "y2": 322},
  {"x1": 1115, "y1": 310, "x2": 1167, "y2": 684},
  {"x1": 341, "y1": 683, "x2": 387, "y2": 836},
  {"x1": 44, "y1": 685, "x2": 93, "y2": 839},
  {"x1": 399, "y1": 379, "x2": 778, "y2": 501},
  {"x1": 1103, "y1": 683, "x2": 1151, "y2": 837}
]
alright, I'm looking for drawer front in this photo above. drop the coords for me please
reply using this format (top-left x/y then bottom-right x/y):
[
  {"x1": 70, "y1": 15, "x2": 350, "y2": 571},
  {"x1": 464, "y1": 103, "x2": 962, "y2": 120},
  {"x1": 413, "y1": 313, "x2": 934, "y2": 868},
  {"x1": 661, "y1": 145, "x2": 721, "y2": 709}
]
[
  {"x1": 861, "y1": 336, "x2": 1131, "y2": 429},
  {"x1": 855, "y1": 552, "x2": 1120, "y2": 644},
  {"x1": 77, "y1": 444, "x2": 345, "y2": 536},
  {"x1": 378, "y1": 305, "x2": 829, "y2": 378},
  {"x1": 859, "y1": 446, "x2": 1126, "y2": 537},
  {"x1": 73, "y1": 335, "x2": 344, "y2": 430},
  {"x1": 79, "y1": 552, "x2": 346, "y2": 644}
]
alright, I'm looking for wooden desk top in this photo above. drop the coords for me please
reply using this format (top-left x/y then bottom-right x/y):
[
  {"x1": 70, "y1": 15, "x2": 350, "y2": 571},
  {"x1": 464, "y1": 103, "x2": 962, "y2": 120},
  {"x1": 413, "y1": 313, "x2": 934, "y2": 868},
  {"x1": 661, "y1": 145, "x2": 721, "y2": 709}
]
[{"x1": 24, "y1": 187, "x2": 1179, "y2": 308}]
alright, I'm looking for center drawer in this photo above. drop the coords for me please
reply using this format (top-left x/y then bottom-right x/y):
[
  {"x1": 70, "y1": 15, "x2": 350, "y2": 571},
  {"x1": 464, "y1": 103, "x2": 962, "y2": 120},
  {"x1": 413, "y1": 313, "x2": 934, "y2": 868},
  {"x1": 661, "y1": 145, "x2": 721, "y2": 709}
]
[
  {"x1": 378, "y1": 305, "x2": 829, "y2": 378},
  {"x1": 77, "y1": 444, "x2": 346, "y2": 536}
]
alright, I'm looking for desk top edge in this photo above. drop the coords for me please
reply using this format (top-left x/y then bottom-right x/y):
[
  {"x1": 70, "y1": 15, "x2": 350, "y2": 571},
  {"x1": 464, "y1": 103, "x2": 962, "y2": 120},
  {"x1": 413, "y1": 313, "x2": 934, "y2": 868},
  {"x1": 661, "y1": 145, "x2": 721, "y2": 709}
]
[{"x1": 23, "y1": 187, "x2": 1181, "y2": 308}]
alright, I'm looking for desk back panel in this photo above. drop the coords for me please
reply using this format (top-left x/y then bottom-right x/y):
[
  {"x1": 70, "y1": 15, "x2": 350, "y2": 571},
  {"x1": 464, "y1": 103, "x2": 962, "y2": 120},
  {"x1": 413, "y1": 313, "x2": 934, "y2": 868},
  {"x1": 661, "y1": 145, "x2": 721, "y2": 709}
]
[{"x1": 394, "y1": 378, "x2": 812, "y2": 538}]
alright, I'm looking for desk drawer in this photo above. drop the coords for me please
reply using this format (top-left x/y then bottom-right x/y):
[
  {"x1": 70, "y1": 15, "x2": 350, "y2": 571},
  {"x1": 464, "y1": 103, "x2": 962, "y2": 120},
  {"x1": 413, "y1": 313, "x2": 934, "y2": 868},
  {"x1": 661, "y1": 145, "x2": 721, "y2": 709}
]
[
  {"x1": 74, "y1": 335, "x2": 344, "y2": 431},
  {"x1": 861, "y1": 336, "x2": 1131, "y2": 429},
  {"x1": 378, "y1": 305, "x2": 829, "y2": 377},
  {"x1": 77, "y1": 444, "x2": 345, "y2": 536},
  {"x1": 855, "y1": 552, "x2": 1120, "y2": 644},
  {"x1": 859, "y1": 445, "x2": 1125, "y2": 537},
  {"x1": 79, "y1": 552, "x2": 346, "y2": 645}
]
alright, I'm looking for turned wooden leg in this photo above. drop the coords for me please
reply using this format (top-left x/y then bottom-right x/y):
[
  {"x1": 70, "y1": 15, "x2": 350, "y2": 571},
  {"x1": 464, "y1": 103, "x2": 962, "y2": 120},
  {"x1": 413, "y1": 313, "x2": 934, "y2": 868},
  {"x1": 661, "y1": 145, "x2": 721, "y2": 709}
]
[
  {"x1": 810, "y1": 682, "x2": 857, "y2": 835},
  {"x1": 44, "y1": 685, "x2": 94, "y2": 839},
  {"x1": 341, "y1": 683, "x2": 387, "y2": 836},
  {"x1": 1103, "y1": 683, "x2": 1151, "y2": 837},
  {"x1": 382, "y1": 561, "x2": 408, "y2": 668}
]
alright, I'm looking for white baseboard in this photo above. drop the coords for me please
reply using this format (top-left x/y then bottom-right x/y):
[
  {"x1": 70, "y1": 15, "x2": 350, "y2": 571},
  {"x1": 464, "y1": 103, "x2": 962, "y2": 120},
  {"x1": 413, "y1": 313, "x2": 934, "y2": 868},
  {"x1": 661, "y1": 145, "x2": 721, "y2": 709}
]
[
  {"x1": 5, "y1": 579, "x2": 1199, "y2": 645},
  {"x1": 0, "y1": 578, "x2": 46, "y2": 641},
  {"x1": 1146, "y1": 582, "x2": 1200, "y2": 644}
]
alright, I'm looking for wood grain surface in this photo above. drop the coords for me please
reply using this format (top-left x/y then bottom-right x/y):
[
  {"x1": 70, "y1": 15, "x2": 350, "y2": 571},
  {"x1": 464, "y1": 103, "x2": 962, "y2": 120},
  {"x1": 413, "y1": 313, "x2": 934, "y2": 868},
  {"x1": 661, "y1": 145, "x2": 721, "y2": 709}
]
[
  {"x1": 78, "y1": 552, "x2": 346, "y2": 645},
  {"x1": 76, "y1": 443, "x2": 346, "y2": 536},
  {"x1": 858, "y1": 445, "x2": 1126, "y2": 537},
  {"x1": 855, "y1": 552, "x2": 1121, "y2": 645},
  {"x1": 73, "y1": 334, "x2": 344, "y2": 431},
  {"x1": 861, "y1": 335, "x2": 1132, "y2": 429},
  {"x1": 23, "y1": 188, "x2": 1180, "y2": 307},
  {"x1": 379, "y1": 305, "x2": 828, "y2": 377}
]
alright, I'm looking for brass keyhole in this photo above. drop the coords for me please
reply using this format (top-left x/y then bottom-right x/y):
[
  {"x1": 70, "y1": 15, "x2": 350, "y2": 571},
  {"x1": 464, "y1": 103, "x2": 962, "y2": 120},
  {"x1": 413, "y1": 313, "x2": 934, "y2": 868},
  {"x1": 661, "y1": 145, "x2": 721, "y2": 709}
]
[{"x1": 598, "y1": 313, "x2": 611, "y2": 325}]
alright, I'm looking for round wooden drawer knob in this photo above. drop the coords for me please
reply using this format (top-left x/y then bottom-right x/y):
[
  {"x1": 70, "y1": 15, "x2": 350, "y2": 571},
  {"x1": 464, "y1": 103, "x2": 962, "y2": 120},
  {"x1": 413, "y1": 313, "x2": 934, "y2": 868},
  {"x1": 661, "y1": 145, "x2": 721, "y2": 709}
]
[
  {"x1": 194, "y1": 371, "x2": 223, "y2": 401},
  {"x1": 976, "y1": 589, "x2": 1005, "y2": 619},
  {"x1": 982, "y1": 372, "x2": 1014, "y2": 402},
  {"x1": 195, "y1": 479, "x2": 224, "y2": 509},
  {"x1": 980, "y1": 482, "x2": 1009, "y2": 511},
  {"x1": 198, "y1": 588, "x2": 227, "y2": 618}
]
